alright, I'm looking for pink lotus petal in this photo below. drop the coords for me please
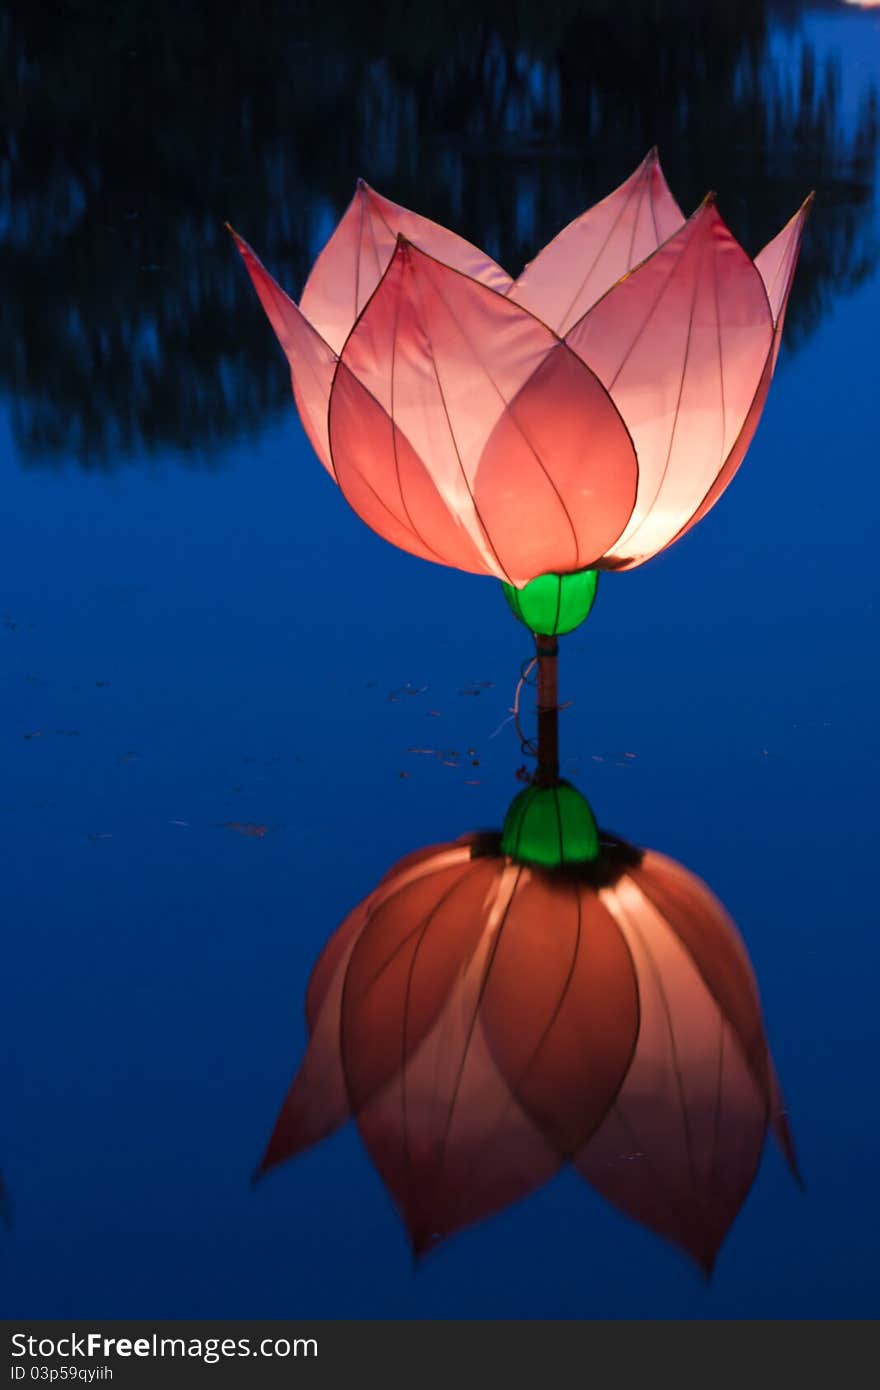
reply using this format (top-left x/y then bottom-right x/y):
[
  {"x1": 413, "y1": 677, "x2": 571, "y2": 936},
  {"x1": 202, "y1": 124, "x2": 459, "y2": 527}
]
[
  {"x1": 257, "y1": 897, "x2": 367, "y2": 1174},
  {"x1": 340, "y1": 852, "x2": 508, "y2": 1112},
  {"x1": 510, "y1": 148, "x2": 684, "y2": 333},
  {"x1": 577, "y1": 869, "x2": 772, "y2": 1275},
  {"x1": 755, "y1": 195, "x2": 814, "y2": 329},
  {"x1": 566, "y1": 199, "x2": 774, "y2": 568},
  {"x1": 629, "y1": 849, "x2": 799, "y2": 1178},
  {"x1": 350, "y1": 860, "x2": 562, "y2": 1253},
  {"x1": 229, "y1": 227, "x2": 338, "y2": 478},
  {"x1": 300, "y1": 181, "x2": 512, "y2": 355},
  {"x1": 330, "y1": 240, "x2": 638, "y2": 585},
  {"x1": 258, "y1": 840, "x2": 477, "y2": 1175},
  {"x1": 480, "y1": 872, "x2": 640, "y2": 1158},
  {"x1": 656, "y1": 196, "x2": 813, "y2": 560}
]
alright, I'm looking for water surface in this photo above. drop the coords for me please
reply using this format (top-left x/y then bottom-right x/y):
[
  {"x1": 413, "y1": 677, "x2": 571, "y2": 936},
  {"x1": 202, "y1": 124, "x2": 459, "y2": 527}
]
[{"x1": 1, "y1": 0, "x2": 878, "y2": 1318}]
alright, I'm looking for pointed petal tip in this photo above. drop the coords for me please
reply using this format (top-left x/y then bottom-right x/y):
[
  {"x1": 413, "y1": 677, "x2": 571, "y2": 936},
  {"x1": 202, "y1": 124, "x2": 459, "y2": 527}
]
[
  {"x1": 409, "y1": 1228, "x2": 444, "y2": 1262},
  {"x1": 251, "y1": 1150, "x2": 281, "y2": 1186},
  {"x1": 225, "y1": 223, "x2": 256, "y2": 262}
]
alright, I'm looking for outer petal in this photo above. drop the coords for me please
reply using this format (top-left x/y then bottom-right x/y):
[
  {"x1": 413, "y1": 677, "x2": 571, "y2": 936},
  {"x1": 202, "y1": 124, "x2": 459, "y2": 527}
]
[
  {"x1": 566, "y1": 199, "x2": 775, "y2": 568},
  {"x1": 340, "y1": 854, "x2": 515, "y2": 1114},
  {"x1": 576, "y1": 870, "x2": 773, "y2": 1274},
  {"x1": 257, "y1": 838, "x2": 476, "y2": 1176},
  {"x1": 479, "y1": 871, "x2": 640, "y2": 1157},
  {"x1": 300, "y1": 181, "x2": 512, "y2": 355},
  {"x1": 352, "y1": 868, "x2": 562, "y2": 1255},
  {"x1": 329, "y1": 240, "x2": 639, "y2": 586},
  {"x1": 229, "y1": 228, "x2": 338, "y2": 478},
  {"x1": 509, "y1": 149, "x2": 685, "y2": 333},
  {"x1": 652, "y1": 197, "x2": 813, "y2": 559},
  {"x1": 755, "y1": 194, "x2": 815, "y2": 333},
  {"x1": 257, "y1": 897, "x2": 367, "y2": 1175},
  {"x1": 629, "y1": 850, "x2": 798, "y2": 1175}
]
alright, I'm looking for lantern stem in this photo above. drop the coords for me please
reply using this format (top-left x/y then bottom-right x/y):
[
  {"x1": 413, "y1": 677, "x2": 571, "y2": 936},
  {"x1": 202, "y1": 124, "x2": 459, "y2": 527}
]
[{"x1": 535, "y1": 634, "x2": 559, "y2": 786}]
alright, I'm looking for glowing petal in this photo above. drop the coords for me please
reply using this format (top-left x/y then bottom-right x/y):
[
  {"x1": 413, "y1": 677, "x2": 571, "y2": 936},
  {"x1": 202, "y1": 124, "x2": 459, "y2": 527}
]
[
  {"x1": 329, "y1": 241, "x2": 639, "y2": 586},
  {"x1": 630, "y1": 851, "x2": 799, "y2": 1174},
  {"x1": 300, "y1": 181, "x2": 512, "y2": 355},
  {"x1": 510, "y1": 149, "x2": 685, "y2": 333},
  {"x1": 566, "y1": 199, "x2": 774, "y2": 568},
  {"x1": 655, "y1": 196, "x2": 812, "y2": 560},
  {"x1": 229, "y1": 228, "x2": 338, "y2": 478},
  {"x1": 340, "y1": 853, "x2": 511, "y2": 1112},
  {"x1": 258, "y1": 840, "x2": 475, "y2": 1175},
  {"x1": 755, "y1": 195, "x2": 814, "y2": 329},
  {"x1": 577, "y1": 871, "x2": 771, "y2": 1274},
  {"x1": 257, "y1": 898, "x2": 366, "y2": 1174},
  {"x1": 353, "y1": 867, "x2": 561, "y2": 1255}
]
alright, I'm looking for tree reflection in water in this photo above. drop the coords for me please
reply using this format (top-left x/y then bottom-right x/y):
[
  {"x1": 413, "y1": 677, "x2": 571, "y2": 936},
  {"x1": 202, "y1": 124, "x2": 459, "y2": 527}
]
[{"x1": 1, "y1": 0, "x2": 876, "y2": 463}]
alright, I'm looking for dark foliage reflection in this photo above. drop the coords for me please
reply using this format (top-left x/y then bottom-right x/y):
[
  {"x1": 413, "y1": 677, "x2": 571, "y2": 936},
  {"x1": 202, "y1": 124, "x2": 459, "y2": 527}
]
[{"x1": 1, "y1": 0, "x2": 876, "y2": 464}]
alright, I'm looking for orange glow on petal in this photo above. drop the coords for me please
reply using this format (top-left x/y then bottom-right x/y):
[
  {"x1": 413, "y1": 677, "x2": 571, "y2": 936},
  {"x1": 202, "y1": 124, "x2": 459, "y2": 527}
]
[
  {"x1": 479, "y1": 872, "x2": 640, "y2": 1157},
  {"x1": 330, "y1": 240, "x2": 638, "y2": 585}
]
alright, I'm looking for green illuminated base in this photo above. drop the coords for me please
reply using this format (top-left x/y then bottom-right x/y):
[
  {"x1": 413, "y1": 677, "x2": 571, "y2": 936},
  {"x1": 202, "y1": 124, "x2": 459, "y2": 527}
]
[
  {"x1": 501, "y1": 781, "x2": 599, "y2": 868},
  {"x1": 502, "y1": 569, "x2": 599, "y2": 637}
]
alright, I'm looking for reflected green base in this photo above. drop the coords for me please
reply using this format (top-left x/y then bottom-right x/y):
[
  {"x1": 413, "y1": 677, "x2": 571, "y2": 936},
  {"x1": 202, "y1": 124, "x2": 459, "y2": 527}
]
[
  {"x1": 501, "y1": 781, "x2": 599, "y2": 868},
  {"x1": 501, "y1": 569, "x2": 599, "y2": 637}
]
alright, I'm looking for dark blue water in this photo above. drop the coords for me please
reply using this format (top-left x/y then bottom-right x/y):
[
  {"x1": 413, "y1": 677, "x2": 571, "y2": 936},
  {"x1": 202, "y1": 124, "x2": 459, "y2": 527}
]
[{"x1": 1, "y1": 0, "x2": 878, "y2": 1318}]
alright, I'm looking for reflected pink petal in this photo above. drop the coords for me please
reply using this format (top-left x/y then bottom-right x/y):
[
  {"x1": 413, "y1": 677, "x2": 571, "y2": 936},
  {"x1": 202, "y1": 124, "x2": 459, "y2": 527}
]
[
  {"x1": 258, "y1": 898, "x2": 367, "y2": 1174},
  {"x1": 510, "y1": 149, "x2": 684, "y2": 333},
  {"x1": 577, "y1": 876, "x2": 771, "y2": 1274},
  {"x1": 480, "y1": 871, "x2": 640, "y2": 1156},
  {"x1": 340, "y1": 854, "x2": 513, "y2": 1115},
  {"x1": 355, "y1": 914, "x2": 561, "y2": 1256},
  {"x1": 567, "y1": 199, "x2": 774, "y2": 568},
  {"x1": 631, "y1": 851, "x2": 799, "y2": 1177},
  {"x1": 300, "y1": 181, "x2": 512, "y2": 355},
  {"x1": 258, "y1": 840, "x2": 475, "y2": 1174},
  {"x1": 229, "y1": 228, "x2": 338, "y2": 478},
  {"x1": 330, "y1": 240, "x2": 638, "y2": 585}
]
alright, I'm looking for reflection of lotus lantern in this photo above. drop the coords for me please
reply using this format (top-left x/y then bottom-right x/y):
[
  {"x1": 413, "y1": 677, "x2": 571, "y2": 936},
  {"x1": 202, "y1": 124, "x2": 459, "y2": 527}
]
[
  {"x1": 259, "y1": 782, "x2": 798, "y2": 1273},
  {"x1": 231, "y1": 150, "x2": 811, "y2": 635}
]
